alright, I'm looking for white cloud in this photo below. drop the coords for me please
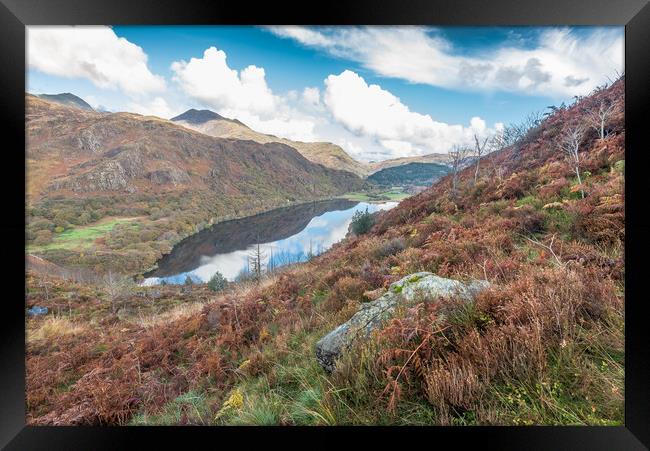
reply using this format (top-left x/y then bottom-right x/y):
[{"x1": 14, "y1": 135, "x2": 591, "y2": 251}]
[
  {"x1": 268, "y1": 26, "x2": 334, "y2": 47},
  {"x1": 171, "y1": 47, "x2": 277, "y2": 115},
  {"x1": 267, "y1": 26, "x2": 624, "y2": 98},
  {"x1": 379, "y1": 140, "x2": 415, "y2": 158},
  {"x1": 302, "y1": 87, "x2": 321, "y2": 108},
  {"x1": 227, "y1": 110, "x2": 317, "y2": 142},
  {"x1": 128, "y1": 97, "x2": 176, "y2": 119},
  {"x1": 27, "y1": 26, "x2": 166, "y2": 96},
  {"x1": 323, "y1": 70, "x2": 496, "y2": 156},
  {"x1": 171, "y1": 46, "x2": 319, "y2": 142}
]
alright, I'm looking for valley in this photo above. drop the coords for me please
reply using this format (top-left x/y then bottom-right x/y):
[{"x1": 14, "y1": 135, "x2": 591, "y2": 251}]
[{"x1": 26, "y1": 94, "x2": 451, "y2": 275}]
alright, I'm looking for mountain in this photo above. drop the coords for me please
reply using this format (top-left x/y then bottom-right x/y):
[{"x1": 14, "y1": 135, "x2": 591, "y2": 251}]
[
  {"x1": 37, "y1": 92, "x2": 94, "y2": 111},
  {"x1": 171, "y1": 108, "x2": 243, "y2": 125},
  {"x1": 172, "y1": 110, "x2": 370, "y2": 177},
  {"x1": 26, "y1": 95, "x2": 363, "y2": 200},
  {"x1": 367, "y1": 162, "x2": 451, "y2": 187},
  {"x1": 31, "y1": 96, "x2": 455, "y2": 179},
  {"x1": 367, "y1": 152, "x2": 451, "y2": 174}
]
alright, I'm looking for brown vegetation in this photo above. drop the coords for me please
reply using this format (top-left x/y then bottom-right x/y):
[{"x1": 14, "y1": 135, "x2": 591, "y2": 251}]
[{"x1": 25, "y1": 77, "x2": 625, "y2": 425}]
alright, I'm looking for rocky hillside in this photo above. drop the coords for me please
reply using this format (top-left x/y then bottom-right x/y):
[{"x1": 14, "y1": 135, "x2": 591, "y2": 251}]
[
  {"x1": 27, "y1": 95, "x2": 363, "y2": 199},
  {"x1": 25, "y1": 78, "x2": 624, "y2": 426},
  {"x1": 171, "y1": 109, "x2": 370, "y2": 177}
]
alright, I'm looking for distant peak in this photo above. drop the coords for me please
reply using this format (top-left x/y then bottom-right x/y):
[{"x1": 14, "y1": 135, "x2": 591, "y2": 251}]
[
  {"x1": 38, "y1": 93, "x2": 94, "y2": 111},
  {"x1": 171, "y1": 109, "x2": 228, "y2": 124}
]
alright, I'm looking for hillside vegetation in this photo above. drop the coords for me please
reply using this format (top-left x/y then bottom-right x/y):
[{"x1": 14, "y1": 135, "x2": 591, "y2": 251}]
[
  {"x1": 26, "y1": 78, "x2": 624, "y2": 425},
  {"x1": 367, "y1": 152, "x2": 452, "y2": 173},
  {"x1": 368, "y1": 162, "x2": 451, "y2": 187}
]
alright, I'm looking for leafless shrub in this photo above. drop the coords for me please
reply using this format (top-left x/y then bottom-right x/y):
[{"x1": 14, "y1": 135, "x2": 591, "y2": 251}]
[
  {"x1": 473, "y1": 133, "x2": 490, "y2": 183},
  {"x1": 491, "y1": 111, "x2": 545, "y2": 158},
  {"x1": 103, "y1": 271, "x2": 134, "y2": 313},
  {"x1": 449, "y1": 145, "x2": 471, "y2": 198},
  {"x1": 557, "y1": 125, "x2": 587, "y2": 198},
  {"x1": 585, "y1": 100, "x2": 616, "y2": 140}
]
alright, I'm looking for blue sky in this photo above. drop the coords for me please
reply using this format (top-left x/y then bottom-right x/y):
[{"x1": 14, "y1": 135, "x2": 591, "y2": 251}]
[{"x1": 26, "y1": 26, "x2": 623, "y2": 162}]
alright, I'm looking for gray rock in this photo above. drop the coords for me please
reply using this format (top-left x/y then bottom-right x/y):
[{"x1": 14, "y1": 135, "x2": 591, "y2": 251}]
[
  {"x1": 315, "y1": 272, "x2": 490, "y2": 373},
  {"x1": 147, "y1": 166, "x2": 190, "y2": 186},
  {"x1": 117, "y1": 306, "x2": 134, "y2": 321},
  {"x1": 27, "y1": 306, "x2": 49, "y2": 316}
]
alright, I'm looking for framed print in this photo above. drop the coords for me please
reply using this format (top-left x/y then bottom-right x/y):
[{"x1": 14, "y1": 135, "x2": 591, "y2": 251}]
[{"x1": 2, "y1": 0, "x2": 649, "y2": 448}]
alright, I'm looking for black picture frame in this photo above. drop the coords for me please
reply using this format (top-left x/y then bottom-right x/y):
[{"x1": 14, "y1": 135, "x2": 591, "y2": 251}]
[{"x1": 2, "y1": 0, "x2": 649, "y2": 448}]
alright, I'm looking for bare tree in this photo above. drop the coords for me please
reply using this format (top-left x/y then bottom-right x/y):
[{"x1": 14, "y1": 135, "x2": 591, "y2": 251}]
[
  {"x1": 103, "y1": 270, "x2": 133, "y2": 313},
  {"x1": 248, "y1": 236, "x2": 266, "y2": 282},
  {"x1": 449, "y1": 145, "x2": 471, "y2": 198},
  {"x1": 473, "y1": 133, "x2": 490, "y2": 183},
  {"x1": 492, "y1": 111, "x2": 544, "y2": 158},
  {"x1": 586, "y1": 100, "x2": 616, "y2": 140},
  {"x1": 558, "y1": 125, "x2": 586, "y2": 199}
]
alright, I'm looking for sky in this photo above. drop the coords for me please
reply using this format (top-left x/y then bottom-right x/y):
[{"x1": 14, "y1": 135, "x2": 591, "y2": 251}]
[{"x1": 26, "y1": 25, "x2": 624, "y2": 162}]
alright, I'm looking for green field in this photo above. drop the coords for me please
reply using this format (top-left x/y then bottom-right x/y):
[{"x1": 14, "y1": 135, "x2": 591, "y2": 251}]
[
  {"x1": 341, "y1": 187, "x2": 410, "y2": 202},
  {"x1": 27, "y1": 217, "x2": 141, "y2": 252}
]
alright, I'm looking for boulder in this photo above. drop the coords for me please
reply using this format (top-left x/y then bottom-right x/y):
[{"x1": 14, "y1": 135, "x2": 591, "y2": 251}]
[
  {"x1": 315, "y1": 272, "x2": 489, "y2": 373},
  {"x1": 27, "y1": 306, "x2": 49, "y2": 316}
]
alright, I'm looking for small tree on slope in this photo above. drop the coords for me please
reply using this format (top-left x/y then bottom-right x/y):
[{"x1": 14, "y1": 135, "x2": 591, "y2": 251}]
[
  {"x1": 473, "y1": 133, "x2": 490, "y2": 184},
  {"x1": 558, "y1": 125, "x2": 586, "y2": 199},
  {"x1": 208, "y1": 271, "x2": 228, "y2": 292},
  {"x1": 586, "y1": 99, "x2": 616, "y2": 140},
  {"x1": 449, "y1": 145, "x2": 471, "y2": 198}
]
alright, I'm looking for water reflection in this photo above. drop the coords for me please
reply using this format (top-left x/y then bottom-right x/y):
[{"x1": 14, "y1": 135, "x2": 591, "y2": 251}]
[{"x1": 143, "y1": 199, "x2": 397, "y2": 285}]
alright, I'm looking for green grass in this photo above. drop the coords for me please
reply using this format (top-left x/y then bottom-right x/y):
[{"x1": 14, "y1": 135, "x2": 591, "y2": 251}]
[
  {"x1": 216, "y1": 324, "x2": 354, "y2": 426},
  {"x1": 130, "y1": 390, "x2": 215, "y2": 425},
  {"x1": 515, "y1": 195, "x2": 544, "y2": 209},
  {"x1": 28, "y1": 217, "x2": 140, "y2": 252},
  {"x1": 382, "y1": 188, "x2": 411, "y2": 201},
  {"x1": 215, "y1": 318, "x2": 439, "y2": 426},
  {"x1": 342, "y1": 187, "x2": 410, "y2": 202}
]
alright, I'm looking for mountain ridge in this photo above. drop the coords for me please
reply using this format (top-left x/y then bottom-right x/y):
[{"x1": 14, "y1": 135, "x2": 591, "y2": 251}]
[
  {"x1": 171, "y1": 109, "x2": 245, "y2": 126},
  {"x1": 30, "y1": 92, "x2": 454, "y2": 179},
  {"x1": 27, "y1": 95, "x2": 363, "y2": 200},
  {"x1": 36, "y1": 92, "x2": 94, "y2": 111},
  {"x1": 172, "y1": 111, "x2": 370, "y2": 177}
]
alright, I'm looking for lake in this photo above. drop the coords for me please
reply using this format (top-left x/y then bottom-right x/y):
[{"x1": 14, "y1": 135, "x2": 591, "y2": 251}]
[{"x1": 142, "y1": 199, "x2": 398, "y2": 285}]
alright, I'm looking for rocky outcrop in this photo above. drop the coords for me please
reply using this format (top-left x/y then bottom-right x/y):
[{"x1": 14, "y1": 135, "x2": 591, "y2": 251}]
[
  {"x1": 147, "y1": 166, "x2": 191, "y2": 186},
  {"x1": 315, "y1": 272, "x2": 490, "y2": 373}
]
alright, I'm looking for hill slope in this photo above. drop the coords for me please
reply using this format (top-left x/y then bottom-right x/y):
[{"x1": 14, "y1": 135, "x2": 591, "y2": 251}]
[
  {"x1": 26, "y1": 78, "x2": 625, "y2": 426},
  {"x1": 367, "y1": 152, "x2": 452, "y2": 173},
  {"x1": 368, "y1": 162, "x2": 451, "y2": 187}
]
